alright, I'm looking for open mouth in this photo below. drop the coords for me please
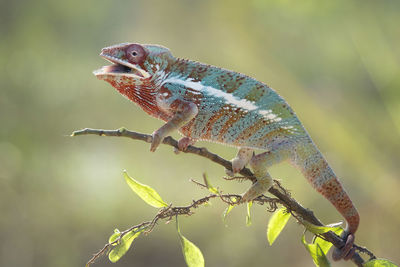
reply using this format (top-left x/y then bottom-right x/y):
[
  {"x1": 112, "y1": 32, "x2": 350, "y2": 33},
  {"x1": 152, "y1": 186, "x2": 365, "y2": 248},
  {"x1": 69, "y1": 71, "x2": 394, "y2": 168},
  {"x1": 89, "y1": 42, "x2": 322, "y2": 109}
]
[
  {"x1": 101, "y1": 64, "x2": 144, "y2": 76},
  {"x1": 93, "y1": 54, "x2": 150, "y2": 78}
]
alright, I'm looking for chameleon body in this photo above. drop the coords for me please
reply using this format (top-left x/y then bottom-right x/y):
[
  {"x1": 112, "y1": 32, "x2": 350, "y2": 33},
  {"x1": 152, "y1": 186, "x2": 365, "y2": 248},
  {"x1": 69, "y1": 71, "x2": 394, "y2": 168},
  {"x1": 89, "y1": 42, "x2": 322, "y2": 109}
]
[{"x1": 94, "y1": 43, "x2": 359, "y2": 260}]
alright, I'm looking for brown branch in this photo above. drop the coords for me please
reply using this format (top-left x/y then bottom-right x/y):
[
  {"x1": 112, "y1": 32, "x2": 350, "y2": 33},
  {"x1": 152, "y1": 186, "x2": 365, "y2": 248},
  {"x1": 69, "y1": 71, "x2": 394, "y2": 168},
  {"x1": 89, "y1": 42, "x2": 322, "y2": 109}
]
[
  {"x1": 86, "y1": 192, "x2": 278, "y2": 266},
  {"x1": 71, "y1": 127, "x2": 256, "y2": 182},
  {"x1": 72, "y1": 128, "x2": 375, "y2": 266}
]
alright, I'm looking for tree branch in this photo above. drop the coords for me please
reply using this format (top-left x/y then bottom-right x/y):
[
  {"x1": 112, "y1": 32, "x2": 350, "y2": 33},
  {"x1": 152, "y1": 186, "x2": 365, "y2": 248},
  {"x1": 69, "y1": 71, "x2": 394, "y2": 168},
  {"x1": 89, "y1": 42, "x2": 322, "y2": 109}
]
[
  {"x1": 85, "y1": 190, "x2": 279, "y2": 266},
  {"x1": 72, "y1": 127, "x2": 374, "y2": 266}
]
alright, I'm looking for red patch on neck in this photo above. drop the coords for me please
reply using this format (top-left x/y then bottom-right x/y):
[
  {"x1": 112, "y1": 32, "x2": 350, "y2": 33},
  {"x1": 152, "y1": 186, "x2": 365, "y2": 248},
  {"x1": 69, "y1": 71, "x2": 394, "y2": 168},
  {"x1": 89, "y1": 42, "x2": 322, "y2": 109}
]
[{"x1": 105, "y1": 76, "x2": 168, "y2": 121}]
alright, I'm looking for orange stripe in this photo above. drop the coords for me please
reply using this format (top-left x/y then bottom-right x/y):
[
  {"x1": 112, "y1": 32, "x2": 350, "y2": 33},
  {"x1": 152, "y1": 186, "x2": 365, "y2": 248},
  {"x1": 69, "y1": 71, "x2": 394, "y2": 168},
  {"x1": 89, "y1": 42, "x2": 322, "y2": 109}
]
[
  {"x1": 217, "y1": 108, "x2": 248, "y2": 141},
  {"x1": 201, "y1": 105, "x2": 231, "y2": 140}
]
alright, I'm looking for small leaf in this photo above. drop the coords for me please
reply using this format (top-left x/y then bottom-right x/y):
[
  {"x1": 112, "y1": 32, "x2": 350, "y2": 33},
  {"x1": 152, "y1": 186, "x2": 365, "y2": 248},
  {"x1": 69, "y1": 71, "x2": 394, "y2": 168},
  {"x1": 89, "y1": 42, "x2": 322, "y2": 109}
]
[
  {"x1": 109, "y1": 228, "x2": 144, "y2": 263},
  {"x1": 222, "y1": 205, "x2": 235, "y2": 224},
  {"x1": 267, "y1": 207, "x2": 291, "y2": 245},
  {"x1": 203, "y1": 173, "x2": 219, "y2": 194},
  {"x1": 363, "y1": 258, "x2": 399, "y2": 267},
  {"x1": 303, "y1": 221, "x2": 343, "y2": 235},
  {"x1": 314, "y1": 226, "x2": 344, "y2": 254},
  {"x1": 109, "y1": 229, "x2": 121, "y2": 244},
  {"x1": 301, "y1": 234, "x2": 331, "y2": 267},
  {"x1": 246, "y1": 201, "x2": 253, "y2": 226},
  {"x1": 176, "y1": 218, "x2": 205, "y2": 267},
  {"x1": 123, "y1": 171, "x2": 168, "y2": 208}
]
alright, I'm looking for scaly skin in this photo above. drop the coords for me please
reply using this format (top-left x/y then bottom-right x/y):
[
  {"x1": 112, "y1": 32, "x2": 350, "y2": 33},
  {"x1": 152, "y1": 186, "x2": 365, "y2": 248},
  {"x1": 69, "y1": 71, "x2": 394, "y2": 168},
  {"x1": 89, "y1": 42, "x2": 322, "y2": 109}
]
[{"x1": 94, "y1": 43, "x2": 360, "y2": 260}]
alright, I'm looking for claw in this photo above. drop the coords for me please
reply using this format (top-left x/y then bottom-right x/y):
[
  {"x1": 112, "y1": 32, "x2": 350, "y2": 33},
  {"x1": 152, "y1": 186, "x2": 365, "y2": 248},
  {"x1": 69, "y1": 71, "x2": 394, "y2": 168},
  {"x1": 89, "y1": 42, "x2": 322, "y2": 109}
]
[
  {"x1": 150, "y1": 131, "x2": 162, "y2": 152},
  {"x1": 175, "y1": 137, "x2": 196, "y2": 154},
  {"x1": 177, "y1": 137, "x2": 195, "y2": 151},
  {"x1": 225, "y1": 168, "x2": 235, "y2": 177},
  {"x1": 232, "y1": 157, "x2": 246, "y2": 173}
]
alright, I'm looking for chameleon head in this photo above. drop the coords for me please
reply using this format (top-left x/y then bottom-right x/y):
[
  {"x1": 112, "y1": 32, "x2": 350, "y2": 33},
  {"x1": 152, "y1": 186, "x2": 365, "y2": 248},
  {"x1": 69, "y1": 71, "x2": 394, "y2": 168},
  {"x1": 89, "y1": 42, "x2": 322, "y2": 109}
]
[{"x1": 93, "y1": 43, "x2": 173, "y2": 95}]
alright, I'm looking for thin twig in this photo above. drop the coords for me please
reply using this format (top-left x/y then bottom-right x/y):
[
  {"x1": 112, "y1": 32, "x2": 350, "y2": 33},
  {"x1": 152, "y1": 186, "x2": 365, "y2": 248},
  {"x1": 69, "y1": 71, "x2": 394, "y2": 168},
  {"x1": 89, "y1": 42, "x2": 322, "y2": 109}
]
[
  {"x1": 72, "y1": 128, "x2": 374, "y2": 267},
  {"x1": 71, "y1": 127, "x2": 256, "y2": 182},
  {"x1": 85, "y1": 193, "x2": 278, "y2": 266},
  {"x1": 86, "y1": 221, "x2": 153, "y2": 266}
]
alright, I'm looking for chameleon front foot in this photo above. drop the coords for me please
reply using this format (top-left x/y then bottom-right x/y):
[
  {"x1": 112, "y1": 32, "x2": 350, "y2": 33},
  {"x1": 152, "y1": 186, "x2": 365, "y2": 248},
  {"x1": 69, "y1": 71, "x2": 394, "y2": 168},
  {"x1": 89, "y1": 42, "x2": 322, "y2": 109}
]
[
  {"x1": 241, "y1": 174, "x2": 273, "y2": 202},
  {"x1": 174, "y1": 137, "x2": 197, "y2": 154},
  {"x1": 150, "y1": 130, "x2": 163, "y2": 152}
]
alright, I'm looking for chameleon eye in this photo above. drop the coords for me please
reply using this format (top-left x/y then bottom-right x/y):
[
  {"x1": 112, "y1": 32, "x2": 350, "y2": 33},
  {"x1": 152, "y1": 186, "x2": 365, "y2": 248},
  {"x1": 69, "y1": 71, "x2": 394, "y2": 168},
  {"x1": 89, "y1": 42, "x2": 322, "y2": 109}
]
[{"x1": 126, "y1": 44, "x2": 147, "y2": 64}]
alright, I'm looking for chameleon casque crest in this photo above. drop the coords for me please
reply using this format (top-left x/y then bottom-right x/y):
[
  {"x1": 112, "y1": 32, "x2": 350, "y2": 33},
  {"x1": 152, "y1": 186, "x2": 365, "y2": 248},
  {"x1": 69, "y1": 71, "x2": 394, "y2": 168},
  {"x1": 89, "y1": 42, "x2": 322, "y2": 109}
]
[{"x1": 94, "y1": 43, "x2": 360, "y2": 260}]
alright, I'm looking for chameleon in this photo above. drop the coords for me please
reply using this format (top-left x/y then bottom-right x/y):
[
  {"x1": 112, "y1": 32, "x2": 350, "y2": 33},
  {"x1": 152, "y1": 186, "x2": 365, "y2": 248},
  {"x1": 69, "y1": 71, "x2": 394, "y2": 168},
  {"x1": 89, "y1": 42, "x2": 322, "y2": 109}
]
[{"x1": 94, "y1": 42, "x2": 360, "y2": 261}]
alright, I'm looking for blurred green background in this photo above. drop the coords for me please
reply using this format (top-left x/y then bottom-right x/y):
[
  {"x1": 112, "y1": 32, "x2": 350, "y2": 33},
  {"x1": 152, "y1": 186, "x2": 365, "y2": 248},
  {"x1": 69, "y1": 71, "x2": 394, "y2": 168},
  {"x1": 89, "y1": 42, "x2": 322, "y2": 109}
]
[{"x1": 1, "y1": 0, "x2": 400, "y2": 266}]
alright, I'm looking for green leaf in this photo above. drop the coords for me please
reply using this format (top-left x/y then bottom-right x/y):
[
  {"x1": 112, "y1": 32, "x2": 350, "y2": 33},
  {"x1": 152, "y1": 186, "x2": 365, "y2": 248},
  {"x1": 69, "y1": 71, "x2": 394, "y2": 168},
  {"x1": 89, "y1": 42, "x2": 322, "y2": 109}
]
[
  {"x1": 176, "y1": 218, "x2": 205, "y2": 267},
  {"x1": 267, "y1": 207, "x2": 291, "y2": 245},
  {"x1": 246, "y1": 201, "x2": 253, "y2": 226},
  {"x1": 301, "y1": 234, "x2": 331, "y2": 267},
  {"x1": 203, "y1": 173, "x2": 219, "y2": 194},
  {"x1": 303, "y1": 221, "x2": 343, "y2": 235},
  {"x1": 108, "y1": 228, "x2": 144, "y2": 263},
  {"x1": 123, "y1": 170, "x2": 168, "y2": 208},
  {"x1": 363, "y1": 259, "x2": 399, "y2": 267},
  {"x1": 314, "y1": 226, "x2": 344, "y2": 254},
  {"x1": 109, "y1": 229, "x2": 121, "y2": 244},
  {"x1": 222, "y1": 204, "x2": 235, "y2": 224}
]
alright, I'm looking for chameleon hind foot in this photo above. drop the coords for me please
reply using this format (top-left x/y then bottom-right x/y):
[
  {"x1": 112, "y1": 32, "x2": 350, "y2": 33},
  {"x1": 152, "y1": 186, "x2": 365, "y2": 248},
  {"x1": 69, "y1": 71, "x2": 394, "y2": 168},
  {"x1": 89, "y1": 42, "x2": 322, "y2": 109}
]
[
  {"x1": 225, "y1": 148, "x2": 254, "y2": 176},
  {"x1": 241, "y1": 174, "x2": 273, "y2": 202}
]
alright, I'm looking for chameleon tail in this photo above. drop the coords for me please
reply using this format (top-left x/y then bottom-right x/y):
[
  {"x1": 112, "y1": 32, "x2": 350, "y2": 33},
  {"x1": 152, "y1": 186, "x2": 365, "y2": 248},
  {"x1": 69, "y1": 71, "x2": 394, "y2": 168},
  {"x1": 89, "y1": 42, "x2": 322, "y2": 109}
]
[{"x1": 293, "y1": 143, "x2": 360, "y2": 234}]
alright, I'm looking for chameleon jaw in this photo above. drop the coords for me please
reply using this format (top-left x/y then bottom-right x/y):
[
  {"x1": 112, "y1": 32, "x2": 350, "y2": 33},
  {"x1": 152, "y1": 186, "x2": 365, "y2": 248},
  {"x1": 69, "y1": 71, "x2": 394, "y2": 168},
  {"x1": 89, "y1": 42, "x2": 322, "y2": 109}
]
[{"x1": 93, "y1": 54, "x2": 150, "y2": 79}]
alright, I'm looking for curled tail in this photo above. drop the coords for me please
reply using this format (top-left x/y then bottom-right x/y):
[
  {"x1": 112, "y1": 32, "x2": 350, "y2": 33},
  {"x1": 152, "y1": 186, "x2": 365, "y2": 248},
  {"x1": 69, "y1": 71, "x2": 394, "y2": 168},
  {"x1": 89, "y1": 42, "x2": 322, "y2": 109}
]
[{"x1": 292, "y1": 142, "x2": 359, "y2": 234}]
